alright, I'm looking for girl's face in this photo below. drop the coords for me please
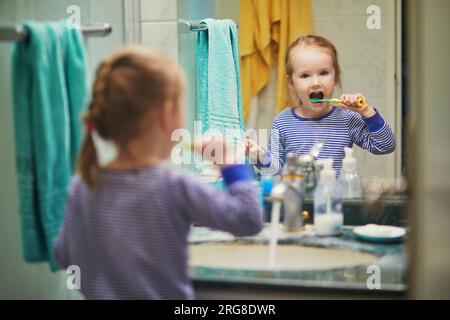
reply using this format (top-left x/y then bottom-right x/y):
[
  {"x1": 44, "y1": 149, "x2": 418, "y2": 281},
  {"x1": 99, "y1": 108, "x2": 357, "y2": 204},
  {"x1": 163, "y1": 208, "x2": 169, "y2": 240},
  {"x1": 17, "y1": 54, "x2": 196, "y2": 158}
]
[{"x1": 288, "y1": 46, "x2": 337, "y2": 117}]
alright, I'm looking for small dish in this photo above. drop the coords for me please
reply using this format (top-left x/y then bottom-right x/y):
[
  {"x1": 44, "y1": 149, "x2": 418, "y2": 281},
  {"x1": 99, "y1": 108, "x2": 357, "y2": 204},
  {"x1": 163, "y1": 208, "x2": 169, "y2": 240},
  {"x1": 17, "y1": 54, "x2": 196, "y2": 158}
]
[{"x1": 353, "y1": 224, "x2": 406, "y2": 243}]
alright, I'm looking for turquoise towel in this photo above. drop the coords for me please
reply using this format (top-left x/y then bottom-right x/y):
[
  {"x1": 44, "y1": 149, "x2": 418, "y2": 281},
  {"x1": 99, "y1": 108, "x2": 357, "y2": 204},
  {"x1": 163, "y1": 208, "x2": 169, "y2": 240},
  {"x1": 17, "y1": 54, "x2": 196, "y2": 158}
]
[
  {"x1": 196, "y1": 19, "x2": 245, "y2": 139},
  {"x1": 12, "y1": 20, "x2": 88, "y2": 271}
]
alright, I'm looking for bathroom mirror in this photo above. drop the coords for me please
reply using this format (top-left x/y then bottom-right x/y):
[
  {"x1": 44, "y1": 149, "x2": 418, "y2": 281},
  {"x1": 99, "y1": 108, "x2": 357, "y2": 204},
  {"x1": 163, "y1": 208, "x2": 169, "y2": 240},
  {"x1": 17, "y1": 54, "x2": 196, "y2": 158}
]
[{"x1": 178, "y1": 0, "x2": 408, "y2": 298}]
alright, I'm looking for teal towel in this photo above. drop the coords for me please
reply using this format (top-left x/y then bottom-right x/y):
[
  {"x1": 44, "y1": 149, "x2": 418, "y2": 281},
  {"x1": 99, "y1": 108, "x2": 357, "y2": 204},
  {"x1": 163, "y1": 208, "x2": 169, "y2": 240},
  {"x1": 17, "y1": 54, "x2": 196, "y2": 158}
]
[
  {"x1": 196, "y1": 19, "x2": 245, "y2": 139},
  {"x1": 11, "y1": 20, "x2": 88, "y2": 271}
]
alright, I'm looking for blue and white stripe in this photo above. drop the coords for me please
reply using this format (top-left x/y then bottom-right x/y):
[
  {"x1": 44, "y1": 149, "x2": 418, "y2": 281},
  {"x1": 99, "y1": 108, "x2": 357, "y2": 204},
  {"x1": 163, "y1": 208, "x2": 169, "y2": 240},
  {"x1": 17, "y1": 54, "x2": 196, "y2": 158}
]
[{"x1": 257, "y1": 106, "x2": 396, "y2": 175}]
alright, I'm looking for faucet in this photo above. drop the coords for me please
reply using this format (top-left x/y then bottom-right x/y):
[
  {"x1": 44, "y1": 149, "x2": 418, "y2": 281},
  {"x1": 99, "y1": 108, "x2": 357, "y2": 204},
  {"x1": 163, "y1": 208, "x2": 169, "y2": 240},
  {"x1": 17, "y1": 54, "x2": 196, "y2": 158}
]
[
  {"x1": 298, "y1": 140, "x2": 325, "y2": 194},
  {"x1": 269, "y1": 141, "x2": 325, "y2": 231},
  {"x1": 270, "y1": 153, "x2": 307, "y2": 231}
]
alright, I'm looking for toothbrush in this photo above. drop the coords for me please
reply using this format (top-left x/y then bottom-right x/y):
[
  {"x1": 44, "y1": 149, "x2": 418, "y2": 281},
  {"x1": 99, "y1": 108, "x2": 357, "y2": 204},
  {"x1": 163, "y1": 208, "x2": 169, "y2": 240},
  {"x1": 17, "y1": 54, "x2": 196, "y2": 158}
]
[
  {"x1": 184, "y1": 141, "x2": 196, "y2": 151},
  {"x1": 311, "y1": 97, "x2": 365, "y2": 108},
  {"x1": 182, "y1": 141, "x2": 213, "y2": 171}
]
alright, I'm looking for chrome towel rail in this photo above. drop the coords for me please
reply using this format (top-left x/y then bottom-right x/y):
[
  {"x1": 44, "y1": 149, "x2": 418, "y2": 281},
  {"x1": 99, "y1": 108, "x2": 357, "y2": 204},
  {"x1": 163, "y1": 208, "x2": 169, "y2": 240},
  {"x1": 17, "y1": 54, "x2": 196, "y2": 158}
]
[{"x1": 0, "y1": 22, "x2": 112, "y2": 41}]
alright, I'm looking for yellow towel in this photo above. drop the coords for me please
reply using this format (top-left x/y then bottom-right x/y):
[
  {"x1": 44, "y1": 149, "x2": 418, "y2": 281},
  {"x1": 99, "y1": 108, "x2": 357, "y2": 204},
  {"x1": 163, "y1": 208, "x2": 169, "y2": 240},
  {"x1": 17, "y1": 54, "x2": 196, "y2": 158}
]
[
  {"x1": 239, "y1": 0, "x2": 312, "y2": 120},
  {"x1": 240, "y1": 0, "x2": 272, "y2": 121}
]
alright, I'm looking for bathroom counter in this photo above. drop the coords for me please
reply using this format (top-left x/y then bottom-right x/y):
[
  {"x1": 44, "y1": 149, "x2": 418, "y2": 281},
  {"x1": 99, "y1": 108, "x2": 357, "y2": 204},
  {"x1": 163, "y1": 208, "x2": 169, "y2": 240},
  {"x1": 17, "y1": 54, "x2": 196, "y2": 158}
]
[
  {"x1": 265, "y1": 195, "x2": 408, "y2": 227},
  {"x1": 188, "y1": 224, "x2": 407, "y2": 299}
]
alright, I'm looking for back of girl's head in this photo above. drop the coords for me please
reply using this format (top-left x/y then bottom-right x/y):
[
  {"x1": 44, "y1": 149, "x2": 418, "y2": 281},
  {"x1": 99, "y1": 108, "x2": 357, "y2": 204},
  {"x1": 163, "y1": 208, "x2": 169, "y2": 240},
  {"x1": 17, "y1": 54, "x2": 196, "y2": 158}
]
[
  {"x1": 79, "y1": 46, "x2": 183, "y2": 187},
  {"x1": 285, "y1": 34, "x2": 341, "y2": 87}
]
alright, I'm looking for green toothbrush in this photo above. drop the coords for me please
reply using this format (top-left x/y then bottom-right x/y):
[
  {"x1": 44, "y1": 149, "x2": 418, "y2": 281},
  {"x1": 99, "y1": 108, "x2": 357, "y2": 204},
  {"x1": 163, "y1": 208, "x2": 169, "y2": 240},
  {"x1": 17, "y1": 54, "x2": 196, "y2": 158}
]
[{"x1": 311, "y1": 96, "x2": 365, "y2": 108}]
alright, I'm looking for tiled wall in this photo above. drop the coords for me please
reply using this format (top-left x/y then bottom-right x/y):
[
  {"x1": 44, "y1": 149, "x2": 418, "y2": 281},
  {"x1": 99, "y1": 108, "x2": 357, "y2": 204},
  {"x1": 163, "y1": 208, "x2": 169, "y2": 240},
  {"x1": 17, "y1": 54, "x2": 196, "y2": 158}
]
[{"x1": 139, "y1": 0, "x2": 179, "y2": 62}]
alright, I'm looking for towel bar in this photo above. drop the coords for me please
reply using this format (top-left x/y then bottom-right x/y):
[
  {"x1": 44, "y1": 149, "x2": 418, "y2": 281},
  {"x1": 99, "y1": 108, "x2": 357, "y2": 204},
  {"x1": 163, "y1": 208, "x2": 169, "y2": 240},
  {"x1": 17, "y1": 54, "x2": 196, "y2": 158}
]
[
  {"x1": 178, "y1": 19, "x2": 208, "y2": 34},
  {"x1": 0, "y1": 22, "x2": 112, "y2": 41},
  {"x1": 178, "y1": 19, "x2": 238, "y2": 34}
]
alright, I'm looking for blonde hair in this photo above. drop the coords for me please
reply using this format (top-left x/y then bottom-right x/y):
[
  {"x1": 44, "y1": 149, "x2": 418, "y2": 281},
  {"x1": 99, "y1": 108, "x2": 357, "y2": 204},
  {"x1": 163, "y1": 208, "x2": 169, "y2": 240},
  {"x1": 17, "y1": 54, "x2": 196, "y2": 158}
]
[
  {"x1": 285, "y1": 34, "x2": 342, "y2": 87},
  {"x1": 78, "y1": 46, "x2": 183, "y2": 187}
]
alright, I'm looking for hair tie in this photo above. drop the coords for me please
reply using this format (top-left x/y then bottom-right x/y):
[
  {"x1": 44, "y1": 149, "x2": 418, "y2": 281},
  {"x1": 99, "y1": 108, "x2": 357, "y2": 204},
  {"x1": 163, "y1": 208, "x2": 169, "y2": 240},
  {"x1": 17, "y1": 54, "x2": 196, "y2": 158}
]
[{"x1": 85, "y1": 121, "x2": 96, "y2": 134}]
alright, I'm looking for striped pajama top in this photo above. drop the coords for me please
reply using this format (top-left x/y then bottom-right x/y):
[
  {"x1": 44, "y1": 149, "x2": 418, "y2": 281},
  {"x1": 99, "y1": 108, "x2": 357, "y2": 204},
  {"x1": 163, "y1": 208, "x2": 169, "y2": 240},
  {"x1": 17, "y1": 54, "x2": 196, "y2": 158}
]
[
  {"x1": 53, "y1": 164, "x2": 262, "y2": 299},
  {"x1": 256, "y1": 106, "x2": 396, "y2": 175}
]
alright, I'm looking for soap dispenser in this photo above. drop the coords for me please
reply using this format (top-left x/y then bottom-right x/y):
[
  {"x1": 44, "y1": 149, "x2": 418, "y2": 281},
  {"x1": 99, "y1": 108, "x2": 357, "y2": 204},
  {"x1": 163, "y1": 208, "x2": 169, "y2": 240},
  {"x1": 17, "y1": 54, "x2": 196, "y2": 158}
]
[
  {"x1": 338, "y1": 147, "x2": 362, "y2": 199},
  {"x1": 314, "y1": 159, "x2": 343, "y2": 236}
]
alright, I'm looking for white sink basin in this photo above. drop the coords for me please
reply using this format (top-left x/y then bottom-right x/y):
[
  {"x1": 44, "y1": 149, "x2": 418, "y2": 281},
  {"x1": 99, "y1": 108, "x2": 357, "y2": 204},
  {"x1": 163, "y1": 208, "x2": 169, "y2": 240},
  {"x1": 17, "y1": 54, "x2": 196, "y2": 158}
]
[{"x1": 189, "y1": 243, "x2": 378, "y2": 271}]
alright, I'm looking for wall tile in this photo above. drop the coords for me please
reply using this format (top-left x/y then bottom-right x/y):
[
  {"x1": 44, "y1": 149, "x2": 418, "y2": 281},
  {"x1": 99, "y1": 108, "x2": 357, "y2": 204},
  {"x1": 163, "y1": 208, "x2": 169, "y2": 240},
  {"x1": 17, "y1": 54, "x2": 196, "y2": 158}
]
[
  {"x1": 141, "y1": 21, "x2": 178, "y2": 62},
  {"x1": 314, "y1": 16, "x2": 386, "y2": 98},
  {"x1": 312, "y1": 0, "x2": 386, "y2": 17},
  {"x1": 140, "y1": 0, "x2": 177, "y2": 21}
]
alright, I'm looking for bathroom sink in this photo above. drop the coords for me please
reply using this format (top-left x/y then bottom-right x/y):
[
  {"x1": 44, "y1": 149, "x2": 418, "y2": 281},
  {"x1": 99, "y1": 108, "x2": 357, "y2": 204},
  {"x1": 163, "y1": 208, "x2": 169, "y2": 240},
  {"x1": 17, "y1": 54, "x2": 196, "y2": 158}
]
[
  {"x1": 189, "y1": 243, "x2": 378, "y2": 271},
  {"x1": 188, "y1": 226, "x2": 406, "y2": 297}
]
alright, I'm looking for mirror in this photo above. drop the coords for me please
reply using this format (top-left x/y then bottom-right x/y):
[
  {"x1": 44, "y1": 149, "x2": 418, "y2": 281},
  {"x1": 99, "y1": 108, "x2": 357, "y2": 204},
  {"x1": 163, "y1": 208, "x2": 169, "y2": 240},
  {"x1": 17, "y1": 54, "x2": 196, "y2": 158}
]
[{"x1": 178, "y1": 0, "x2": 408, "y2": 298}]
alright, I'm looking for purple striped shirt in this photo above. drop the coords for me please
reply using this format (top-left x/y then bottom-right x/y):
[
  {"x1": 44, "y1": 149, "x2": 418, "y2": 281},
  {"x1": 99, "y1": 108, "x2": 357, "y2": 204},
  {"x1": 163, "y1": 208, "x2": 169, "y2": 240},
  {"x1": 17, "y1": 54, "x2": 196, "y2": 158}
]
[{"x1": 53, "y1": 164, "x2": 262, "y2": 299}]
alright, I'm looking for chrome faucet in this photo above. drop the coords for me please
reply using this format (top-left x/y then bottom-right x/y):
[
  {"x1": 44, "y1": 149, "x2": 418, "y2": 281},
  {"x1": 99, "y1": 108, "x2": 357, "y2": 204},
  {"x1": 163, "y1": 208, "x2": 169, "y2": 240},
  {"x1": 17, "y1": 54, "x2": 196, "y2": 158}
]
[
  {"x1": 270, "y1": 153, "x2": 306, "y2": 231},
  {"x1": 298, "y1": 140, "x2": 325, "y2": 193},
  {"x1": 269, "y1": 141, "x2": 325, "y2": 231}
]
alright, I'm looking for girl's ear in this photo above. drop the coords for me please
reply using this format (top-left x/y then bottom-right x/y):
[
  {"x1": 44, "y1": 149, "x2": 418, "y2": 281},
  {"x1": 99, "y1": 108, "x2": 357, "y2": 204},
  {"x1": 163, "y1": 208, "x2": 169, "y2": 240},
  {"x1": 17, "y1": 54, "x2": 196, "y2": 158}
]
[
  {"x1": 159, "y1": 100, "x2": 172, "y2": 131},
  {"x1": 160, "y1": 98, "x2": 182, "y2": 132},
  {"x1": 286, "y1": 75, "x2": 298, "y2": 104},
  {"x1": 286, "y1": 75, "x2": 294, "y2": 90}
]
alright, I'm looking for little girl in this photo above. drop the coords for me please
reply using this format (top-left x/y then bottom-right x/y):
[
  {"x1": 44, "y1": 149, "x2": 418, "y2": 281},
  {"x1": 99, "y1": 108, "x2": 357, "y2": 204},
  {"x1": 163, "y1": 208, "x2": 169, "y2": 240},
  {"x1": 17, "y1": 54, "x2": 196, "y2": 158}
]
[
  {"x1": 53, "y1": 46, "x2": 262, "y2": 299},
  {"x1": 245, "y1": 35, "x2": 396, "y2": 175}
]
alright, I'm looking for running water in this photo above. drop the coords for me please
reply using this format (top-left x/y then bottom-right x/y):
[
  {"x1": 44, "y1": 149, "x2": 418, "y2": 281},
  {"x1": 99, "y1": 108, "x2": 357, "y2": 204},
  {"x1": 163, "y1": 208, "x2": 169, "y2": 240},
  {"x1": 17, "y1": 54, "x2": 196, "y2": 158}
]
[{"x1": 268, "y1": 200, "x2": 282, "y2": 269}]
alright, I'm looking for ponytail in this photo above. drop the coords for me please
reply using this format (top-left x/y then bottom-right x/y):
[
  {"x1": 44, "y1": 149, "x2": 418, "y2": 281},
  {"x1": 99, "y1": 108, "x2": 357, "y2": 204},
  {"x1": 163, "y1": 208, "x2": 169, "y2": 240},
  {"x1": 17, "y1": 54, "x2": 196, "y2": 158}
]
[
  {"x1": 78, "y1": 125, "x2": 100, "y2": 188},
  {"x1": 78, "y1": 120, "x2": 100, "y2": 188},
  {"x1": 76, "y1": 59, "x2": 111, "y2": 189}
]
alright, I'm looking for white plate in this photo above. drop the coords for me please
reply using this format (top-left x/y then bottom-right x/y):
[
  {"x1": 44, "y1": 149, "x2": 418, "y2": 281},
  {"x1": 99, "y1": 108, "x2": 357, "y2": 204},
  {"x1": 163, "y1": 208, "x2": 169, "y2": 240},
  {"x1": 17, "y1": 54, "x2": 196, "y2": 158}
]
[{"x1": 353, "y1": 224, "x2": 406, "y2": 243}]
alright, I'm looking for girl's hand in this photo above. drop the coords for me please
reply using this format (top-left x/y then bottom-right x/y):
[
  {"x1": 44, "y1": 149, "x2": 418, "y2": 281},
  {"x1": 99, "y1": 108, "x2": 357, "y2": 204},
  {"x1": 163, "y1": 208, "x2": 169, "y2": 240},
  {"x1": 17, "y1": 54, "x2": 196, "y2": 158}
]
[
  {"x1": 243, "y1": 138, "x2": 266, "y2": 163},
  {"x1": 193, "y1": 136, "x2": 237, "y2": 168},
  {"x1": 339, "y1": 93, "x2": 376, "y2": 118}
]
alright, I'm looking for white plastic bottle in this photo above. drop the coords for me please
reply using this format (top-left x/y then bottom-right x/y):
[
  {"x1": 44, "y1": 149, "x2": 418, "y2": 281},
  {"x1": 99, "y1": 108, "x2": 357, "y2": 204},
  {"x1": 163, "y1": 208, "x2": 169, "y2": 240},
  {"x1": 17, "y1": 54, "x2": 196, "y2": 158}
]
[
  {"x1": 338, "y1": 147, "x2": 363, "y2": 199},
  {"x1": 314, "y1": 159, "x2": 343, "y2": 236}
]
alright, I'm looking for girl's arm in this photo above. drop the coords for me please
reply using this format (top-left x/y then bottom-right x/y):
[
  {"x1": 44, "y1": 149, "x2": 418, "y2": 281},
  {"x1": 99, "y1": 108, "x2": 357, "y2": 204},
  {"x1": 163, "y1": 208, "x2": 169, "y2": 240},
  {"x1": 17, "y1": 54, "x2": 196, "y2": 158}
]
[
  {"x1": 341, "y1": 93, "x2": 396, "y2": 154},
  {"x1": 251, "y1": 121, "x2": 285, "y2": 175},
  {"x1": 176, "y1": 165, "x2": 263, "y2": 237},
  {"x1": 348, "y1": 109, "x2": 396, "y2": 154}
]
